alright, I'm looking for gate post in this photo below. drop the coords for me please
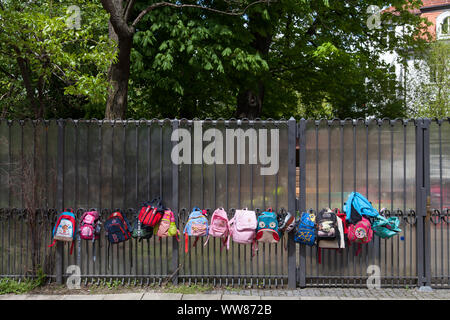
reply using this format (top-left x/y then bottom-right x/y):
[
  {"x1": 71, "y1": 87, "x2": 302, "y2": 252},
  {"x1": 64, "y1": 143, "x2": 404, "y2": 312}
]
[
  {"x1": 287, "y1": 117, "x2": 297, "y2": 289},
  {"x1": 56, "y1": 119, "x2": 65, "y2": 285},
  {"x1": 415, "y1": 118, "x2": 432, "y2": 289},
  {"x1": 297, "y1": 119, "x2": 307, "y2": 288}
]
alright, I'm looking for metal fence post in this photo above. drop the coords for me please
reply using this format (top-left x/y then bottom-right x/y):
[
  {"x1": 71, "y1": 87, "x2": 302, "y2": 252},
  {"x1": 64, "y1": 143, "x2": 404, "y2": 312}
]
[
  {"x1": 56, "y1": 119, "x2": 65, "y2": 285},
  {"x1": 172, "y1": 119, "x2": 179, "y2": 285},
  {"x1": 288, "y1": 117, "x2": 297, "y2": 289},
  {"x1": 297, "y1": 119, "x2": 307, "y2": 288},
  {"x1": 416, "y1": 118, "x2": 431, "y2": 289}
]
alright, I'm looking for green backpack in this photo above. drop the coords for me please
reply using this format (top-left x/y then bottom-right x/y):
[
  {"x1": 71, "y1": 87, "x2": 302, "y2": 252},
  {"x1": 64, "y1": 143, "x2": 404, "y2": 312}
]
[
  {"x1": 131, "y1": 214, "x2": 153, "y2": 241},
  {"x1": 372, "y1": 210, "x2": 401, "y2": 239}
]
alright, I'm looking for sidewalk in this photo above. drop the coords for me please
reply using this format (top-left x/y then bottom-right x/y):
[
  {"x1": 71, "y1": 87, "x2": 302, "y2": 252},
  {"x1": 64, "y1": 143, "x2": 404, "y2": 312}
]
[{"x1": 1, "y1": 288, "x2": 450, "y2": 300}]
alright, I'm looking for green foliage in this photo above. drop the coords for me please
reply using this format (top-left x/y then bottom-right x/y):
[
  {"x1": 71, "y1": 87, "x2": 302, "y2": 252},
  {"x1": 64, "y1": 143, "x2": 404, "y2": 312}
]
[{"x1": 0, "y1": 0, "x2": 115, "y2": 119}]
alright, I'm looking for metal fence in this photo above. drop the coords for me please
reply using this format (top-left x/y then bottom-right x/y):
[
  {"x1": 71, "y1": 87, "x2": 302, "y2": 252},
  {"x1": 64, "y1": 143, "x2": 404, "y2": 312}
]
[{"x1": 0, "y1": 118, "x2": 448, "y2": 288}]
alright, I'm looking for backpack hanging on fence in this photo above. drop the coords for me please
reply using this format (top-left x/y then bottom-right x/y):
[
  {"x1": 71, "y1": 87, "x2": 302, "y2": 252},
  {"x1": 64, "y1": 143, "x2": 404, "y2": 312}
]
[
  {"x1": 335, "y1": 208, "x2": 349, "y2": 245},
  {"x1": 183, "y1": 207, "x2": 209, "y2": 253},
  {"x1": 371, "y1": 209, "x2": 401, "y2": 239},
  {"x1": 131, "y1": 214, "x2": 153, "y2": 242},
  {"x1": 48, "y1": 208, "x2": 77, "y2": 255},
  {"x1": 316, "y1": 208, "x2": 338, "y2": 241},
  {"x1": 347, "y1": 216, "x2": 373, "y2": 256},
  {"x1": 104, "y1": 211, "x2": 132, "y2": 244},
  {"x1": 204, "y1": 208, "x2": 230, "y2": 250},
  {"x1": 344, "y1": 192, "x2": 380, "y2": 224},
  {"x1": 154, "y1": 208, "x2": 180, "y2": 241},
  {"x1": 138, "y1": 197, "x2": 164, "y2": 227},
  {"x1": 317, "y1": 209, "x2": 346, "y2": 264},
  {"x1": 277, "y1": 209, "x2": 295, "y2": 234},
  {"x1": 77, "y1": 210, "x2": 101, "y2": 263},
  {"x1": 79, "y1": 210, "x2": 101, "y2": 241},
  {"x1": 294, "y1": 211, "x2": 316, "y2": 246},
  {"x1": 256, "y1": 208, "x2": 281, "y2": 244},
  {"x1": 228, "y1": 208, "x2": 257, "y2": 255}
]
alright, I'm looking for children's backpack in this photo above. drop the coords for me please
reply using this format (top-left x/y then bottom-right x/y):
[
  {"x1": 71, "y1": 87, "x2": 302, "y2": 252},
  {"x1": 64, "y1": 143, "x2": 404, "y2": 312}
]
[
  {"x1": 344, "y1": 192, "x2": 380, "y2": 224},
  {"x1": 104, "y1": 211, "x2": 132, "y2": 244},
  {"x1": 255, "y1": 208, "x2": 280, "y2": 244},
  {"x1": 347, "y1": 216, "x2": 373, "y2": 256},
  {"x1": 78, "y1": 210, "x2": 101, "y2": 241},
  {"x1": 335, "y1": 208, "x2": 349, "y2": 244},
  {"x1": 154, "y1": 208, "x2": 180, "y2": 241},
  {"x1": 294, "y1": 211, "x2": 316, "y2": 246},
  {"x1": 183, "y1": 207, "x2": 209, "y2": 253},
  {"x1": 131, "y1": 214, "x2": 153, "y2": 242},
  {"x1": 138, "y1": 198, "x2": 164, "y2": 227},
  {"x1": 372, "y1": 209, "x2": 401, "y2": 239},
  {"x1": 316, "y1": 208, "x2": 339, "y2": 241},
  {"x1": 48, "y1": 209, "x2": 77, "y2": 255},
  {"x1": 204, "y1": 208, "x2": 230, "y2": 249},
  {"x1": 278, "y1": 209, "x2": 296, "y2": 234},
  {"x1": 228, "y1": 208, "x2": 258, "y2": 255}
]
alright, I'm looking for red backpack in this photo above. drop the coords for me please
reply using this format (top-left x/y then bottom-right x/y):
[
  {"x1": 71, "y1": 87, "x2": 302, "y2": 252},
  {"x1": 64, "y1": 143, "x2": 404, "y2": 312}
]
[{"x1": 138, "y1": 198, "x2": 164, "y2": 227}]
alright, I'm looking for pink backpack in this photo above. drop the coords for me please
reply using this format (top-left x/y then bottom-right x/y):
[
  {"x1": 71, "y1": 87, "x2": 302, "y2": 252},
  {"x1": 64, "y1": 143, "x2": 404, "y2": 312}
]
[
  {"x1": 347, "y1": 216, "x2": 373, "y2": 256},
  {"x1": 154, "y1": 209, "x2": 180, "y2": 241},
  {"x1": 228, "y1": 208, "x2": 257, "y2": 255},
  {"x1": 79, "y1": 211, "x2": 100, "y2": 241},
  {"x1": 204, "y1": 208, "x2": 229, "y2": 249}
]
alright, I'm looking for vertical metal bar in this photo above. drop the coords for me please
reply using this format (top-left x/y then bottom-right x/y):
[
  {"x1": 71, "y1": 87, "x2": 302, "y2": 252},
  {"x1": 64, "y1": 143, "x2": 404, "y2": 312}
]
[
  {"x1": 56, "y1": 119, "x2": 65, "y2": 285},
  {"x1": 422, "y1": 119, "x2": 431, "y2": 287},
  {"x1": 172, "y1": 120, "x2": 179, "y2": 285},
  {"x1": 297, "y1": 118, "x2": 306, "y2": 288},
  {"x1": 415, "y1": 119, "x2": 425, "y2": 287}
]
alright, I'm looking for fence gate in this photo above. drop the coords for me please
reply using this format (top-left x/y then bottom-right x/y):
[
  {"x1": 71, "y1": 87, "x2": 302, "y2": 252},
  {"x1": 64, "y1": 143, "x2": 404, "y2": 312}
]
[{"x1": 296, "y1": 118, "x2": 449, "y2": 289}]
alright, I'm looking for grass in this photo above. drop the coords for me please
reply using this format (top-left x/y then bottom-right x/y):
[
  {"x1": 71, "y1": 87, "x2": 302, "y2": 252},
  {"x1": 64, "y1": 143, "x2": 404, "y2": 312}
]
[
  {"x1": 0, "y1": 268, "x2": 47, "y2": 295},
  {"x1": 163, "y1": 283, "x2": 215, "y2": 294}
]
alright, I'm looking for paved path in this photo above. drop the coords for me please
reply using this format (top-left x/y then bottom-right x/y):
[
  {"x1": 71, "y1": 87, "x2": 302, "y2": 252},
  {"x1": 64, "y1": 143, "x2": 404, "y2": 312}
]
[{"x1": 1, "y1": 288, "x2": 450, "y2": 300}]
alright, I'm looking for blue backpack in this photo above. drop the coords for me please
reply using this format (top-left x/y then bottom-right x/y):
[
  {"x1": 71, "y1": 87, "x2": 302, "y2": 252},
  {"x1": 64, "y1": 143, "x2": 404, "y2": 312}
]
[
  {"x1": 183, "y1": 207, "x2": 209, "y2": 253},
  {"x1": 256, "y1": 208, "x2": 280, "y2": 244},
  {"x1": 294, "y1": 211, "x2": 316, "y2": 246},
  {"x1": 344, "y1": 192, "x2": 380, "y2": 224}
]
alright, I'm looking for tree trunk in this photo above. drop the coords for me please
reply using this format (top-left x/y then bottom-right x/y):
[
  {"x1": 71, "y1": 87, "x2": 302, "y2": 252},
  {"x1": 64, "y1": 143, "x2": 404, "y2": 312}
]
[
  {"x1": 105, "y1": 33, "x2": 132, "y2": 120},
  {"x1": 234, "y1": 13, "x2": 272, "y2": 119}
]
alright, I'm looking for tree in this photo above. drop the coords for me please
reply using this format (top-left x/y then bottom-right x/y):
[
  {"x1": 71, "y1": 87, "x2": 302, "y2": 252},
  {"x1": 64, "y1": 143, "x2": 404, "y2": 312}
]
[
  {"x1": 407, "y1": 40, "x2": 450, "y2": 118},
  {"x1": 0, "y1": 0, "x2": 115, "y2": 119},
  {"x1": 100, "y1": 0, "x2": 273, "y2": 120},
  {"x1": 127, "y1": 0, "x2": 431, "y2": 119}
]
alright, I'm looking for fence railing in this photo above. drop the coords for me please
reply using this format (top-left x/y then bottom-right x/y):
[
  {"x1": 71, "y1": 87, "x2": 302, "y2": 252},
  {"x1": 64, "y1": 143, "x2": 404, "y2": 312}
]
[{"x1": 0, "y1": 118, "x2": 448, "y2": 288}]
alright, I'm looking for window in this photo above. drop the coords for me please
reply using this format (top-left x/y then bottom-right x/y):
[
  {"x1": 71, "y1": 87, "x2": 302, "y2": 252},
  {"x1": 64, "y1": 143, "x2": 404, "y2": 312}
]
[{"x1": 437, "y1": 12, "x2": 450, "y2": 40}]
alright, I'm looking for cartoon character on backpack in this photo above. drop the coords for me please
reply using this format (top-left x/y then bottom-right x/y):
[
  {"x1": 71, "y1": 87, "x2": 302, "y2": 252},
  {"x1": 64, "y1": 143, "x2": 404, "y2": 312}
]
[
  {"x1": 256, "y1": 208, "x2": 280, "y2": 244},
  {"x1": 183, "y1": 207, "x2": 209, "y2": 253},
  {"x1": 48, "y1": 208, "x2": 77, "y2": 255},
  {"x1": 78, "y1": 210, "x2": 101, "y2": 242}
]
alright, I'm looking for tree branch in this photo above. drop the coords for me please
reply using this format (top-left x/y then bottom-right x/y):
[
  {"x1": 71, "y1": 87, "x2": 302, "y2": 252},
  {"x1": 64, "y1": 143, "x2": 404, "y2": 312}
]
[
  {"x1": 124, "y1": 0, "x2": 136, "y2": 23},
  {"x1": 101, "y1": 0, "x2": 133, "y2": 38},
  {"x1": 132, "y1": 0, "x2": 273, "y2": 28}
]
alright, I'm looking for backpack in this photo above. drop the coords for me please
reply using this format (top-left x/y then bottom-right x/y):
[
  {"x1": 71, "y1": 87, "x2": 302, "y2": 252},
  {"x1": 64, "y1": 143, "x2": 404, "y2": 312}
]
[
  {"x1": 228, "y1": 208, "x2": 257, "y2": 255},
  {"x1": 138, "y1": 198, "x2": 164, "y2": 227},
  {"x1": 372, "y1": 209, "x2": 401, "y2": 239},
  {"x1": 255, "y1": 208, "x2": 280, "y2": 244},
  {"x1": 316, "y1": 208, "x2": 339, "y2": 241},
  {"x1": 344, "y1": 192, "x2": 380, "y2": 224},
  {"x1": 317, "y1": 209, "x2": 347, "y2": 264},
  {"x1": 154, "y1": 208, "x2": 180, "y2": 241},
  {"x1": 183, "y1": 207, "x2": 209, "y2": 253},
  {"x1": 48, "y1": 209, "x2": 77, "y2": 255},
  {"x1": 294, "y1": 211, "x2": 316, "y2": 246},
  {"x1": 335, "y1": 208, "x2": 349, "y2": 244},
  {"x1": 204, "y1": 208, "x2": 230, "y2": 250},
  {"x1": 347, "y1": 216, "x2": 373, "y2": 256},
  {"x1": 104, "y1": 211, "x2": 132, "y2": 244},
  {"x1": 278, "y1": 209, "x2": 295, "y2": 234},
  {"x1": 131, "y1": 214, "x2": 153, "y2": 242},
  {"x1": 78, "y1": 210, "x2": 100, "y2": 241}
]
